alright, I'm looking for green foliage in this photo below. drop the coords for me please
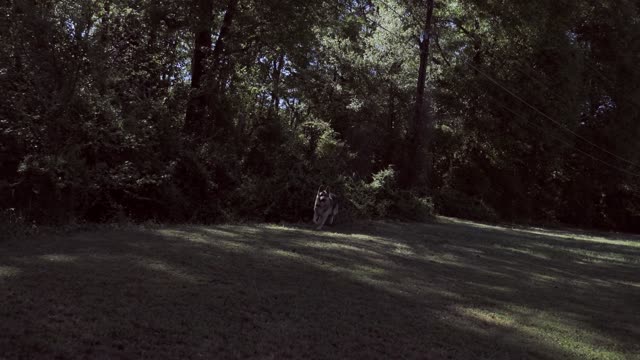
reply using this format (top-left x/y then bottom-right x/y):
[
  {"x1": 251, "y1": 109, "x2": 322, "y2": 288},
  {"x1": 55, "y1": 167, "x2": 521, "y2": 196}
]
[
  {"x1": 1, "y1": 0, "x2": 639, "y2": 231},
  {"x1": 228, "y1": 119, "x2": 351, "y2": 222},
  {"x1": 0, "y1": 208, "x2": 37, "y2": 241},
  {"x1": 346, "y1": 167, "x2": 434, "y2": 221},
  {"x1": 435, "y1": 187, "x2": 499, "y2": 223}
]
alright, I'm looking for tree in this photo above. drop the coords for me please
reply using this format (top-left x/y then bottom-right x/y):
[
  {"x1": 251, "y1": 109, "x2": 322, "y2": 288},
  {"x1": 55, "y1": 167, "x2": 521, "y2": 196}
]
[
  {"x1": 1, "y1": 0, "x2": 638, "y2": 230},
  {"x1": 404, "y1": 0, "x2": 435, "y2": 188}
]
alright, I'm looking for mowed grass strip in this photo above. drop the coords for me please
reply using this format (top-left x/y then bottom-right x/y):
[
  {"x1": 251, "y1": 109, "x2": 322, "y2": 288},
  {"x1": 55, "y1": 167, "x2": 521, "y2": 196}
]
[{"x1": 1, "y1": 219, "x2": 639, "y2": 359}]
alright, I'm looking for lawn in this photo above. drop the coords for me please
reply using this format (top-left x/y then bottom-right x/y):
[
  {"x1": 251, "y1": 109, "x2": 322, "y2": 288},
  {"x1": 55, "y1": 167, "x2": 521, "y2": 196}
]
[{"x1": 1, "y1": 218, "x2": 639, "y2": 359}]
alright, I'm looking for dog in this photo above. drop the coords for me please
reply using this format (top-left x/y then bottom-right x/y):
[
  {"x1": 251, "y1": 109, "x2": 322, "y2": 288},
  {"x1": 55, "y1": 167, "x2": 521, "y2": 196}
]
[{"x1": 313, "y1": 186, "x2": 339, "y2": 230}]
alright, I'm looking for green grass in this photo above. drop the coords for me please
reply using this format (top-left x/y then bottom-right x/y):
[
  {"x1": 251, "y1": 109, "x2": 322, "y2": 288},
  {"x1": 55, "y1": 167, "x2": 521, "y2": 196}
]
[{"x1": 1, "y1": 218, "x2": 639, "y2": 359}]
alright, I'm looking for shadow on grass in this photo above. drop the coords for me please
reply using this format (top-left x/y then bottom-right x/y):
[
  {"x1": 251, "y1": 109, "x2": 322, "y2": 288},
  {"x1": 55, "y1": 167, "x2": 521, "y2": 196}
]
[{"x1": 1, "y1": 219, "x2": 639, "y2": 359}]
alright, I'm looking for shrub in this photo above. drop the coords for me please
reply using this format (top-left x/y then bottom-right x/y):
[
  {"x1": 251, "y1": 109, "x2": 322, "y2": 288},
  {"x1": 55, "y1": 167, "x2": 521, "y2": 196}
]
[
  {"x1": 345, "y1": 166, "x2": 434, "y2": 221},
  {"x1": 435, "y1": 187, "x2": 499, "y2": 222},
  {"x1": 0, "y1": 208, "x2": 37, "y2": 241}
]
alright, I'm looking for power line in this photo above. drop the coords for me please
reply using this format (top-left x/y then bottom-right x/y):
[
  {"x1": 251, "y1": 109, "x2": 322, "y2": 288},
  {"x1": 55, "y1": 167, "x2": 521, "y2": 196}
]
[
  {"x1": 375, "y1": 0, "x2": 406, "y2": 21},
  {"x1": 465, "y1": 61, "x2": 640, "y2": 170},
  {"x1": 489, "y1": 16, "x2": 640, "y2": 165},
  {"x1": 535, "y1": 15, "x2": 640, "y2": 112},
  {"x1": 363, "y1": 12, "x2": 640, "y2": 176},
  {"x1": 508, "y1": 58, "x2": 640, "y2": 163},
  {"x1": 582, "y1": 61, "x2": 640, "y2": 111},
  {"x1": 468, "y1": 71, "x2": 640, "y2": 178},
  {"x1": 433, "y1": 12, "x2": 640, "y2": 169},
  {"x1": 491, "y1": 97, "x2": 640, "y2": 178},
  {"x1": 364, "y1": 5, "x2": 416, "y2": 48}
]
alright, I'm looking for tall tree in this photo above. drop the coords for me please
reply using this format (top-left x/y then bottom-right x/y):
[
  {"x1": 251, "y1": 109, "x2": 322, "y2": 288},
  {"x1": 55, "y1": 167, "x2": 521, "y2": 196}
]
[
  {"x1": 403, "y1": 0, "x2": 435, "y2": 188},
  {"x1": 183, "y1": 0, "x2": 214, "y2": 136},
  {"x1": 183, "y1": 0, "x2": 238, "y2": 137}
]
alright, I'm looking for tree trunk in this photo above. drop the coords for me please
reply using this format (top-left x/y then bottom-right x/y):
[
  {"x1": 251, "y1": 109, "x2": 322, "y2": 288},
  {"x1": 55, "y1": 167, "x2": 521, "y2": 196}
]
[
  {"x1": 210, "y1": 0, "x2": 238, "y2": 74},
  {"x1": 270, "y1": 53, "x2": 285, "y2": 117},
  {"x1": 404, "y1": 0, "x2": 434, "y2": 188},
  {"x1": 207, "y1": 0, "x2": 239, "y2": 135},
  {"x1": 183, "y1": 0, "x2": 238, "y2": 137},
  {"x1": 385, "y1": 84, "x2": 396, "y2": 166},
  {"x1": 183, "y1": 0, "x2": 214, "y2": 136}
]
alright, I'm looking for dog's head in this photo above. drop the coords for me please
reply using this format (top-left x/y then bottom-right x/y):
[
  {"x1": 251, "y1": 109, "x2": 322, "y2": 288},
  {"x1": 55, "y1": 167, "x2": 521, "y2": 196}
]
[{"x1": 314, "y1": 187, "x2": 331, "y2": 210}]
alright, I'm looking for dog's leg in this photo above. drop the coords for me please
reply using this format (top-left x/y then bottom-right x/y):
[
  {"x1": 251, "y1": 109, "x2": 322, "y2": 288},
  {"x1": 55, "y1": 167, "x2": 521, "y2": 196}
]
[
  {"x1": 317, "y1": 212, "x2": 330, "y2": 230},
  {"x1": 330, "y1": 204, "x2": 339, "y2": 225}
]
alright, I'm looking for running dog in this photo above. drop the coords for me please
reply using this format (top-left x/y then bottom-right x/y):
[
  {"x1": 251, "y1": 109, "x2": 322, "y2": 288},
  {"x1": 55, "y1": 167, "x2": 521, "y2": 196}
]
[{"x1": 313, "y1": 186, "x2": 339, "y2": 230}]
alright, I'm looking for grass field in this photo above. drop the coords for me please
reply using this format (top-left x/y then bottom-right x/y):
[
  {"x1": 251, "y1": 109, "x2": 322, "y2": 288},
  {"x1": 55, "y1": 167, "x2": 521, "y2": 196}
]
[{"x1": 1, "y1": 218, "x2": 639, "y2": 359}]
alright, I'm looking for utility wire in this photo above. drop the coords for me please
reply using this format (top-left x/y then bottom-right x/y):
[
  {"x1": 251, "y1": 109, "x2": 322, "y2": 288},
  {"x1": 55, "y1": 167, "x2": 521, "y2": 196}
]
[
  {"x1": 582, "y1": 61, "x2": 640, "y2": 110},
  {"x1": 473, "y1": 71, "x2": 640, "y2": 178},
  {"x1": 539, "y1": 15, "x2": 640, "y2": 111},
  {"x1": 492, "y1": 98, "x2": 640, "y2": 178},
  {"x1": 509, "y1": 59, "x2": 640, "y2": 163},
  {"x1": 364, "y1": 13, "x2": 640, "y2": 176},
  {"x1": 492, "y1": 100, "x2": 583, "y2": 174},
  {"x1": 375, "y1": 0, "x2": 406, "y2": 21},
  {"x1": 465, "y1": 61, "x2": 640, "y2": 170}
]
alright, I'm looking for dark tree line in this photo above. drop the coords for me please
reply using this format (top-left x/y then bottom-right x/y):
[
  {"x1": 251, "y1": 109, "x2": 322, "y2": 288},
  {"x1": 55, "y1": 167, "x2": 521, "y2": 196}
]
[{"x1": 1, "y1": 0, "x2": 639, "y2": 231}]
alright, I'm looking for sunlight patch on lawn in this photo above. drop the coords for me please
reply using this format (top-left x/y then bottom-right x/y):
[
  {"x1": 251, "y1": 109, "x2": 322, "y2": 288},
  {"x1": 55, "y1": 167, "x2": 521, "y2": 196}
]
[
  {"x1": 619, "y1": 280, "x2": 640, "y2": 289},
  {"x1": 264, "y1": 249, "x2": 345, "y2": 274},
  {"x1": 456, "y1": 305, "x2": 630, "y2": 360},
  {"x1": 308, "y1": 230, "x2": 397, "y2": 247},
  {"x1": 199, "y1": 227, "x2": 245, "y2": 238},
  {"x1": 235, "y1": 225, "x2": 269, "y2": 235},
  {"x1": 259, "y1": 224, "x2": 402, "y2": 250},
  {"x1": 353, "y1": 264, "x2": 387, "y2": 276},
  {"x1": 214, "y1": 239, "x2": 254, "y2": 252},
  {"x1": 345, "y1": 233, "x2": 396, "y2": 246},
  {"x1": 580, "y1": 252, "x2": 638, "y2": 264},
  {"x1": 154, "y1": 228, "x2": 252, "y2": 252},
  {"x1": 475, "y1": 283, "x2": 515, "y2": 293},
  {"x1": 138, "y1": 258, "x2": 201, "y2": 283},
  {"x1": 0, "y1": 265, "x2": 21, "y2": 278},
  {"x1": 493, "y1": 245, "x2": 550, "y2": 260},
  {"x1": 440, "y1": 217, "x2": 507, "y2": 232},
  {"x1": 514, "y1": 229, "x2": 639, "y2": 248},
  {"x1": 264, "y1": 244, "x2": 459, "y2": 300},
  {"x1": 444, "y1": 244, "x2": 485, "y2": 255},
  {"x1": 533, "y1": 242, "x2": 637, "y2": 264},
  {"x1": 267, "y1": 249, "x2": 304, "y2": 260},
  {"x1": 516, "y1": 314, "x2": 628, "y2": 360},
  {"x1": 302, "y1": 241, "x2": 376, "y2": 254},
  {"x1": 424, "y1": 252, "x2": 464, "y2": 267},
  {"x1": 347, "y1": 267, "x2": 443, "y2": 298},
  {"x1": 351, "y1": 276, "x2": 414, "y2": 297},
  {"x1": 392, "y1": 243, "x2": 415, "y2": 256},
  {"x1": 154, "y1": 229, "x2": 211, "y2": 244},
  {"x1": 529, "y1": 273, "x2": 559, "y2": 283},
  {"x1": 39, "y1": 254, "x2": 79, "y2": 263},
  {"x1": 442, "y1": 216, "x2": 639, "y2": 248},
  {"x1": 262, "y1": 224, "x2": 295, "y2": 231},
  {"x1": 508, "y1": 305, "x2": 630, "y2": 360},
  {"x1": 456, "y1": 306, "x2": 515, "y2": 327},
  {"x1": 265, "y1": 247, "x2": 408, "y2": 294}
]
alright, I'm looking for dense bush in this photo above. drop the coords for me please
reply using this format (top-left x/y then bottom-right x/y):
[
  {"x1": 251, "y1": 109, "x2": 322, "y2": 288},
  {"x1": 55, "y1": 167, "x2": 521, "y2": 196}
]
[
  {"x1": 345, "y1": 167, "x2": 434, "y2": 221},
  {"x1": 2, "y1": 0, "x2": 639, "y2": 231},
  {"x1": 0, "y1": 208, "x2": 37, "y2": 241},
  {"x1": 225, "y1": 119, "x2": 352, "y2": 223},
  {"x1": 434, "y1": 187, "x2": 499, "y2": 223}
]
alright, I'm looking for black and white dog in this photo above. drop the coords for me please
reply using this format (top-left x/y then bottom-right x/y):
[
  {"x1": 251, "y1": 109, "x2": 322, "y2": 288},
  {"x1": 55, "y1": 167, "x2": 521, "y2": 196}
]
[{"x1": 313, "y1": 186, "x2": 339, "y2": 230}]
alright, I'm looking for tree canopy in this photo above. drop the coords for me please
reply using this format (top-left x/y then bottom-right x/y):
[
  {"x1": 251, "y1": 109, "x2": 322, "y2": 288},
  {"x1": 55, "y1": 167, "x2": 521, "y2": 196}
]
[{"x1": 1, "y1": 0, "x2": 639, "y2": 231}]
